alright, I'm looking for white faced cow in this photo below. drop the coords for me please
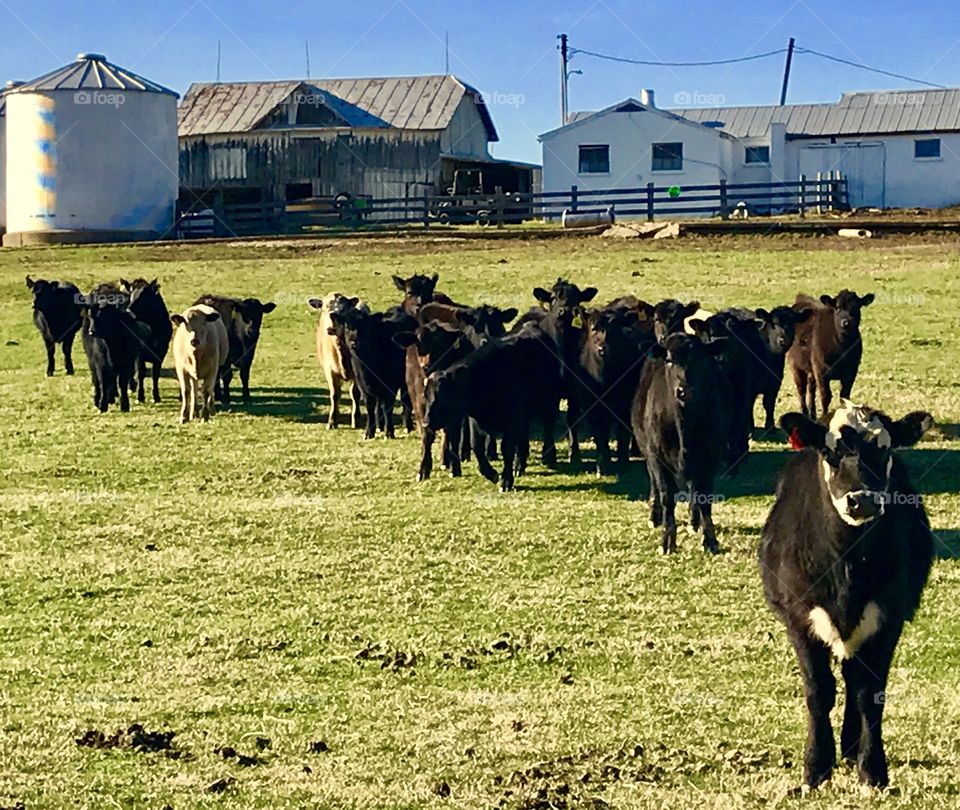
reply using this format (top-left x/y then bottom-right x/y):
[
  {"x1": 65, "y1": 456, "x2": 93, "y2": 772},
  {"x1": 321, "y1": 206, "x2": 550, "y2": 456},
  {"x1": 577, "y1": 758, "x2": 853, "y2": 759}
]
[
  {"x1": 171, "y1": 305, "x2": 229, "y2": 424},
  {"x1": 760, "y1": 400, "x2": 934, "y2": 790}
]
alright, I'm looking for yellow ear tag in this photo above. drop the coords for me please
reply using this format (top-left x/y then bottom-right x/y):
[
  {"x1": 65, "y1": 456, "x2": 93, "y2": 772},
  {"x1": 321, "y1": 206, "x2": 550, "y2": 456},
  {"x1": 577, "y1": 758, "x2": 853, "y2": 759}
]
[{"x1": 572, "y1": 313, "x2": 584, "y2": 329}]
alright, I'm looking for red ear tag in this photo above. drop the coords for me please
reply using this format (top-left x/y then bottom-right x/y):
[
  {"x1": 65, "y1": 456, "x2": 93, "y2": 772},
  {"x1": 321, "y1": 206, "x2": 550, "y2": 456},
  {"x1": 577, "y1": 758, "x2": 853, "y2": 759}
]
[{"x1": 788, "y1": 427, "x2": 804, "y2": 450}]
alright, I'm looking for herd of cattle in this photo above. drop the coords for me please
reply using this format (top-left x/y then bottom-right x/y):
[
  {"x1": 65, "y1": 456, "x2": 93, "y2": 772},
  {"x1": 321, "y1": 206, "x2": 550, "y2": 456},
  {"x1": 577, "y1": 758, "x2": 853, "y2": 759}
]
[{"x1": 25, "y1": 270, "x2": 937, "y2": 791}]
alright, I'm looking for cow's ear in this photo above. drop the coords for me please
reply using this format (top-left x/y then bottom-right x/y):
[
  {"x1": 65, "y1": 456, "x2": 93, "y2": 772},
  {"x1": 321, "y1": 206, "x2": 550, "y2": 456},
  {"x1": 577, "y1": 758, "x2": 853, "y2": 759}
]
[
  {"x1": 392, "y1": 275, "x2": 406, "y2": 291},
  {"x1": 859, "y1": 293, "x2": 875, "y2": 307},
  {"x1": 119, "y1": 278, "x2": 131, "y2": 290},
  {"x1": 499, "y1": 307, "x2": 518, "y2": 323},
  {"x1": 755, "y1": 307, "x2": 770, "y2": 320},
  {"x1": 647, "y1": 343, "x2": 667, "y2": 360},
  {"x1": 684, "y1": 300, "x2": 701, "y2": 315},
  {"x1": 579, "y1": 286, "x2": 598, "y2": 303},
  {"x1": 889, "y1": 411, "x2": 934, "y2": 447},
  {"x1": 170, "y1": 314, "x2": 186, "y2": 327},
  {"x1": 347, "y1": 297, "x2": 360, "y2": 308},
  {"x1": 392, "y1": 331, "x2": 418, "y2": 348},
  {"x1": 794, "y1": 307, "x2": 814, "y2": 323},
  {"x1": 308, "y1": 298, "x2": 323, "y2": 310},
  {"x1": 687, "y1": 318, "x2": 708, "y2": 335},
  {"x1": 533, "y1": 287, "x2": 551, "y2": 303},
  {"x1": 819, "y1": 294, "x2": 836, "y2": 307},
  {"x1": 261, "y1": 302, "x2": 276, "y2": 314},
  {"x1": 150, "y1": 278, "x2": 159, "y2": 289},
  {"x1": 637, "y1": 301, "x2": 655, "y2": 320},
  {"x1": 455, "y1": 309, "x2": 477, "y2": 326},
  {"x1": 326, "y1": 327, "x2": 338, "y2": 336},
  {"x1": 779, "y1": 412, "x2": 828, "y2": 449},
  {"x1": 25, "y1": 276, "x2": 34, "y2": 289},
  {"x1": 430, "y1": 272, "x2": 439, "y2": 284},
  {"x1": 205, "y1": 312, "x2": 220, "y2": 322}
]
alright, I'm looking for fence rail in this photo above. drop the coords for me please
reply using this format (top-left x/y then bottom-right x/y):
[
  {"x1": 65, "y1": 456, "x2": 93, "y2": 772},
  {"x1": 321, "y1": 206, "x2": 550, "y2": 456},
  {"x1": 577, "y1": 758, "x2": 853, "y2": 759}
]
[{"x1": 175, "y1": 173, "x2": 848, "y2": 239}]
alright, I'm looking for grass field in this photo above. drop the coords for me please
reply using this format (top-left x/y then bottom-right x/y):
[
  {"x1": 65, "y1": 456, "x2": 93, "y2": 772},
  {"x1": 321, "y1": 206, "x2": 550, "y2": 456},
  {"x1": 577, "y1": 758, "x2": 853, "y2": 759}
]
[{"x1": 1, "y1": 233, "x2": 959, "y2": 809}]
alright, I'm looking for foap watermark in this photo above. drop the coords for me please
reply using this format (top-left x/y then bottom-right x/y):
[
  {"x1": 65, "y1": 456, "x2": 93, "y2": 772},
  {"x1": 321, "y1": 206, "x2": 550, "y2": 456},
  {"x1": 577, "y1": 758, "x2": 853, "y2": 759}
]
[
  {"x1": 874, "y1": 491, "x2": 924, "y2": 508},
  {"x1": 74, "y1": 90, "x2": 125, "y2": 108},
  {"x1": 75, "y1": 291, "x2": 128, "y2": 308},
  {"x1": 873, "y1": 92, "x2": 925, "y2": 107},
  {"x1": 291, "y1": 90, "x2": 328, "y2": 107},
  {"x1": 673, "y1": 90, "x2": 726, "y2": 107},
  {"x1": 472, "y1": 90, "x2": 525, "y2": 108},
  {"x1": 675, "y1": 491, "x2": 726, "y2": 506}
]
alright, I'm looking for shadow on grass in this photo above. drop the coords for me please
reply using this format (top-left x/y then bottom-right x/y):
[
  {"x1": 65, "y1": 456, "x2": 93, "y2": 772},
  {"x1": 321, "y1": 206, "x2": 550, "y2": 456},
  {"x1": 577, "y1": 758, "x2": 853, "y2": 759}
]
[
  {"x1": 220, "y1": 386, "x2": 330, "y2": 422},
  {"x1": 932, "y1": 530, "x2": 960, "y2": 560}
]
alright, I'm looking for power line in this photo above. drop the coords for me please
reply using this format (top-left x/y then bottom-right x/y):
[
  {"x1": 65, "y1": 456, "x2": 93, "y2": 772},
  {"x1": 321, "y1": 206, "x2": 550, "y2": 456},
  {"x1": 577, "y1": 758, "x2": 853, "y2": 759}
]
[
  {"x1": 794, "y1": 47, "x2": 945, "y2": 89},
  {"x1": 568, "y1": 42, "x2": 947, "y2": 89},
  {"x1": 568, "y1": 46, "x2": 787, "y2": 67}
]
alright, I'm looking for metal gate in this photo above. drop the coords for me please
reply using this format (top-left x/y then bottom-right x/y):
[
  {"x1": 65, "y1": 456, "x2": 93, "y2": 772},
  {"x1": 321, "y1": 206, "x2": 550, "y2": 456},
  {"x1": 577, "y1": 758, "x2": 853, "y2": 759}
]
[{"x1": 799, "y1": 142, "x2": 885, "y2": 208}]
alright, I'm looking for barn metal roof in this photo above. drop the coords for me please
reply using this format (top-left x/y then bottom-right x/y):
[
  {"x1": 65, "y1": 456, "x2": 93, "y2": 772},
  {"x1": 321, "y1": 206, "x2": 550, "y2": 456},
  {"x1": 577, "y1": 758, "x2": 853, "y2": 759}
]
[
  {"x1": 10, "y1": 53, "x2": 177, "y2": 96},
  {"x1": 177, "y1": 75, "x2": 498, "y2": 141},
  {"x1": 567, "y1": 88, "x2": 960, "y2": 139}
]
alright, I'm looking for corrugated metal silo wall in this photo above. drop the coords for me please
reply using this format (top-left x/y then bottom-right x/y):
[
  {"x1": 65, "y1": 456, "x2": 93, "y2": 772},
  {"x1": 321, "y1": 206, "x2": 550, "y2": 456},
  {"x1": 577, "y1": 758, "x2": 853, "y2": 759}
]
[{"x1": 179, "y1": 129, "x2": 445, "y2": 201}]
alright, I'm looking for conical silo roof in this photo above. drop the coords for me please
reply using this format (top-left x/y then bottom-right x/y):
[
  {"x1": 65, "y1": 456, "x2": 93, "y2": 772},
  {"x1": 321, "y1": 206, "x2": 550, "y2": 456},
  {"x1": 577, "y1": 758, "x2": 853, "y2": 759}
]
[{"x1": 10, "y1": 53, "x2": 177, "y2": 97}]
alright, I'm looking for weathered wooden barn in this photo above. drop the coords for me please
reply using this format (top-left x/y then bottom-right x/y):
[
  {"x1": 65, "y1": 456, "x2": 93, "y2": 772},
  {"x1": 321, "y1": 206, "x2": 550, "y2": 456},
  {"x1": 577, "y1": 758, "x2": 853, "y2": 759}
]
[{"x1": 178, "y1": 75, "x2": 537, "y2": 206}]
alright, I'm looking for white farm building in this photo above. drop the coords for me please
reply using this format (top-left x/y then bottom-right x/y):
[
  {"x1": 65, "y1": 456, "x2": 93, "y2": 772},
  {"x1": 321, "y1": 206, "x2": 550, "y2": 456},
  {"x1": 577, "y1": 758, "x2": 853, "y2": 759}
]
[{"x1": 540, "y1": 88, "x2": 960, "y2": 211}]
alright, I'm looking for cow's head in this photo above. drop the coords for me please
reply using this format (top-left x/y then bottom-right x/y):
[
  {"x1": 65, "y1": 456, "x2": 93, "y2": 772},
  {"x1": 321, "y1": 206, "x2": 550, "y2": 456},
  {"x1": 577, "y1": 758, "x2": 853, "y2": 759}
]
[
  {"x1": 233, "y1": 297, "x2": 276, "y2": 340},
  {"x1": 532, "y1": 278, "x2": 597, "y2": 329},
  {"x1": 424, "y1": 366, "x2": 466, "y2": 432},
  {"x1": 394, "y1": 273, "x2": 439, "y2": 315},
  {"x1": 83, "y1": 302, "x2": 134, "y2": 341},
  {"x1": 653, "y1": 298, "x2": 700, "y2": 342},
  {"x1": 26, "y1": 276, "x2": 61, "y2": 311},
  {"x1": 754, "y1": 305, "x2": 813, "y2": 354},
  {"x1": 171, "y1": 309, "x2": 221, "y2": 349},
  {"x1": 820, "y1": 289, "x2": 874, "y2": 340},
  {"x1": 309, "y1": 293, "x2": 363, "y2": 317},
  {"x1": 583, "y1": 307, "x2": 646, "y2": 360},
  {"x1": 121, "y1": 278, "x2": 161, "y2": 313},
  {"x1": 454, "y1": 305, "x2": 518, "y2": 337},
  {"x1": 649, "y1": 332, "x2": 726, "y2": 407},
  {"x1": 781, "y1": 401, "x2": 933, "y2": 526},
  {"x1": 394, "y1": 321, "x2": 466, "y2": 375}
]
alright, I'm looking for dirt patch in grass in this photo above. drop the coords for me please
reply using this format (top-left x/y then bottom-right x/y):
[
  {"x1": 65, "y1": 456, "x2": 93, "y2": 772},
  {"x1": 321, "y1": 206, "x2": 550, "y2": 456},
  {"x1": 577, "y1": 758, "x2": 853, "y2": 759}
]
[{"x1": 75, "y1": 723, "x2": 182, "y2": 758}]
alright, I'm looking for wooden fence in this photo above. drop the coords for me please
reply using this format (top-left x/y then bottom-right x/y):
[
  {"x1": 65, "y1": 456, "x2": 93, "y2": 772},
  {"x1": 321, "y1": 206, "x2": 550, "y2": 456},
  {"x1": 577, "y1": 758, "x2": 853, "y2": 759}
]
[{"x1": 175, "y1": 173, "x2": 848, "y2": 238}]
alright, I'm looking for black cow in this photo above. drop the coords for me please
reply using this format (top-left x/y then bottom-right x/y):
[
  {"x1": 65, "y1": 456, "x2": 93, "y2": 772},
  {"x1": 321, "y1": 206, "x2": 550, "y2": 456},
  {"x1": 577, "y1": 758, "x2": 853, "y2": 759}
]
[
  {"x1": 394, "y1": 273, "x2": 460, "y2": 317},
  {"x1": 80, "y1": 304, "x2": 141, "y2": 412},
  {"x1": 424, "y1": 324, "x2": 562, "y2": 491},
  {"x1": 652, "y1": 298, "x2": 701, "y2": 342},
  {"x1": 25, "y1": 276, "x2": 82, "y2": 376},
  {"x1": 731, "y1": 306, "x2": 814, "y2": 429},
  {"x1": 631, "y1": 333, "x2": 731, "y2": 553},
  {"x1": 121, "y1": 278, "x2": 172, "y2": 403},
  {"x1": 514, "y1": 278, "x2": 597, "y2": 466},
  {"x1": 760, "y1": 403, "x2": 933, "y2": 789},
  {"x1": 194, "y1": 295, "x2": 276, "y2": 404},
  {"x1": 787, "y1": 290, "x2": 874, "y2": 419},
  {"x1": 330, "y1": 307, "x2": 416, "y2": 439},
  {"x1": 579, "y1": 304, "x2": 656, "y2": 475}
]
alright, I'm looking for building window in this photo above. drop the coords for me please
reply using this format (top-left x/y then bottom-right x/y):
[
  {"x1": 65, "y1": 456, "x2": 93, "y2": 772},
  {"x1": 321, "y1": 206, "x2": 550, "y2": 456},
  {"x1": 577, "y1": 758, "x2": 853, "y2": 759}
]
[
  {"x1": 578, "y1": 144, "x2": 610, "y2": 174},
  {"x1": 914, "y1": 138, "x2": 941, "y2": 159},
  {"x1": 745, "y1": 145, "x2": 770, "y2": 164},
  {"x1": 652, "y1": 142, "x2": 683, "y2": 171}
]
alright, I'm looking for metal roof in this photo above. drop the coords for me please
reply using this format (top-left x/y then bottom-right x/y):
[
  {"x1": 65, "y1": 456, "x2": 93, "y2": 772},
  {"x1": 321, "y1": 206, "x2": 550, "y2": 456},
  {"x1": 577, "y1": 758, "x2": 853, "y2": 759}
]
[
  {"x1": 177, "y1": 75, "x2": 498, "y2": 141},
  {"x1": 10, "y1": 53, "x2": 177, "y2": 96},
  {"x1": 568, "y1": 88, "x2": 960, "y2": 139}
]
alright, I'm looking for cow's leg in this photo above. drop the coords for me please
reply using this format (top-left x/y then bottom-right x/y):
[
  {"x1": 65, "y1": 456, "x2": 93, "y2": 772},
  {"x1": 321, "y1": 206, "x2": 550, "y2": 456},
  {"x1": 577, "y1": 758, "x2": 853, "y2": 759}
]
[
  {"x1": 790, "y1": 630, "x2": 837, "y2": 789},
  {"x1": 694, "y1": 481, "x2": 720, "y2": 554},
  {"x1": 418, "y1": 428, "x2": 435, "y2": 481},
  {"x1": 593, "y1": 418, "x2": 610, "y2": 478},
  {"x1": 150, "y1": 361, "x2": 160, "y2": 402},
  {"x1": 327, "y1": 374, "x2": 341, "y2": 429},
  {"x1": 805, "y1": 375, "x2": 818, "y2": 420},
  {"x1": 349, "y1": 382, "x2": 363, "y2": 429},
  {"x1": 844, "y1": 626, "x2": 900, "y2": 787},
  {"x1": 239, "y1": 360, "x2": 253, "y2": 402},
  {"x1": 220, "y1": 367, "x2": 233, "y2": 405},
  {"x1": 566, "y1": 396, "x2": 582, "y2": 465},
  {"x1": 646, "y1": 459, "x2": 663, "y2": 528},
  {"x1": 136, "y1": 357, "x2": 147, "y2": 403},
  {"x1": 762, "y1": 385, "x2": 778, "y2": 430},
  {"x1": 459, "y1": 420, "x2": 472, "y2": 461},
  {"x1": 541, "y1": 405, "x2": 559, "y2": 468},
  {"x1": 500, "y1": 432, "x2": 517, "y2": 492},
  {"x1": 615, "y1": 426, "x2": 630, "y2": 470},
  {"x1": 183, "y1": 376, "x2": 196, "y2": 424},
  {"x1": 515, "y1": 430, "x2": 529, "y2": 477},
  {"x1": 399, "y1": 386, "x2": 414, "y2": 433},
  {"x1": 816, "y1": 371, "x2": 832, "y2": 418},
  {"x1": 364, "y1": 397, "x2": 376, "y2": 439},
  {"x1": 446, "y1": 423, "x2": 462, "y2": 477},
  {"x1": 659, "y1": 467, "x2": 678, "y2": 554},
  {"x1": 383, "y1": 398, "x2": 396, "y2": 439},
  {"x1": 118, "y1": 365, "x2": 131, "y2": 412},
  {"x1": 62, "y1": 332, "x2": 76, "y2": 375},
  {"x1": 92, "y1": 369, "x2": 105, "y2": 412},
  {"x1": 793, "y1": 368, "x2": 809, "y2": 416},
  {"x1": 839, "y1": 372, "x2": 855, "y2": 401},
  {"x1": 688, "y1": 484, "x2": 701, "y2": 532},
  {"x1": 472, "y1": 420, "x2": 498, "y2": 484},
  {"x1": 487, "y1": 434, "x2": 498, "y2": 460},
  {"x1": 43, "y1": 335, "x2": 56, "y2": 376}
]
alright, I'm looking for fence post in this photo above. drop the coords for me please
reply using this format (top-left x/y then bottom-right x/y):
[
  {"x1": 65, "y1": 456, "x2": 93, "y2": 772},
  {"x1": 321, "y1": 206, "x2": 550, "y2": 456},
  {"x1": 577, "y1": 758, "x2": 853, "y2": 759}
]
[
  {"x1": 495, "y1": 185, "x2": 504, "y2": 229},
  {"x1": 423, "y1": 195, "x2": 430, "y2": 229},
  {"x1": 815, "y1": 172, "x2": 822, "y2": 214},
  {"x1": 798, "y1": 174, "x2": 806, "y2": 218},
  {"x1": 646, "y1": 182, "x2": 655, "y2": 222},
  {"x1": 719, "y1": 179, "x2": 729, "y2": 220},
  {"x1": 570, "y1": 184, "x2": 578, "y2": 213}
]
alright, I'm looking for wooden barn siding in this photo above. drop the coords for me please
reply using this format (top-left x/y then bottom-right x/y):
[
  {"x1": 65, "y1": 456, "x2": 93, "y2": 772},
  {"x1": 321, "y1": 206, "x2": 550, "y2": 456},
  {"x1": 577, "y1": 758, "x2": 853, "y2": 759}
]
[
  {"x1": 440, "y1": 97, "x2": 493, "y2": 159},
  {"x1": 179, "y1": 130, "x2": 447, "y2": 200}
]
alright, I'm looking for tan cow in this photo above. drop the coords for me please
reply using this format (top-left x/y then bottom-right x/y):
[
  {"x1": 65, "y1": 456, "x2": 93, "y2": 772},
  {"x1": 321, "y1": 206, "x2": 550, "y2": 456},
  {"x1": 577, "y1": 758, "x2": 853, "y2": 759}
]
[
  {"x1": 171, "y1": 304, "x2": 229, "y2": 424},
  {"x1": 308, "y1": 293, "x2": 365, "y2": 428}
]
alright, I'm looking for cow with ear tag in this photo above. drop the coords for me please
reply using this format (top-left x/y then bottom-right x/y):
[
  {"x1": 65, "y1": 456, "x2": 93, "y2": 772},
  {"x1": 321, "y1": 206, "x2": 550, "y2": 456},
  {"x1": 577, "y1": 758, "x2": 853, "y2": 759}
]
[
  {"x1": 760, "y1": 400, "x2": 934, "y2": 791},
  {"x1": 631, "y1": 332, "x2": 732, "y2": 554}
]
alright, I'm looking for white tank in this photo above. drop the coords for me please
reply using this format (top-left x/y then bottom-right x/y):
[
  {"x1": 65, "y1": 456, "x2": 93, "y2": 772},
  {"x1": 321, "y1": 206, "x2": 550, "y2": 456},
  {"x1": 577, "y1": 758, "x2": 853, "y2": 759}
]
[
  {"x1": 0, "y1": 96, "x2": 5, "y2": 233},
  {"x1": 3, "y1": 54, "x2": 179, "y2": 245}
]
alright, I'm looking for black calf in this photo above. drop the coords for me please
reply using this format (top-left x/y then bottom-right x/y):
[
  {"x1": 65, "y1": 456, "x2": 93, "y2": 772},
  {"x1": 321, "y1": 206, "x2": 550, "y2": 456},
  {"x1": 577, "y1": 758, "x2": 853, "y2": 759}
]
[{"x1": 25, "y1": 276, "x2": 82, "y2": 376}]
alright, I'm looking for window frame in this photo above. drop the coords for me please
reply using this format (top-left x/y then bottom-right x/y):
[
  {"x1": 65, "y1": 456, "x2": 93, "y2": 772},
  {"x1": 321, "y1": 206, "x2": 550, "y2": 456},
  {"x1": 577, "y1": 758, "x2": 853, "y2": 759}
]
[
  {"x1": 578, "y1": 144, "x2": 610, "y2": 175},
  {"x1": 651, "y1": 142, "x2": 683, "y2": 172},
  {"x1": 744, "y1": 145, "x2": 770, "y2": 165},
  {"x1": 914, "y1": 138, "x2": 941, "y2": 160}
]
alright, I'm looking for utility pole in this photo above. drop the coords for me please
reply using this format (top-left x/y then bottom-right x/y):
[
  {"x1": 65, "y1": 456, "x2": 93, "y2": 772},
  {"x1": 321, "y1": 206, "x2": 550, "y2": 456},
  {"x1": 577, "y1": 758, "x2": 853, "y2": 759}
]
[
  {"x1": 216, "y1": 39, "x2": 222, "y2": 82},
  {"x1": 780, "y1": 37, "x2": 795, "y2": 105},
  {"x1": 558, "y1": 33, "x2": 569, "y2": 125},
  {"x1": 305, "y1": 39, "x2": 311, "y2": 78},
  {"x1": 445, "y1": 31, "x2": 450, "y2": 74}
]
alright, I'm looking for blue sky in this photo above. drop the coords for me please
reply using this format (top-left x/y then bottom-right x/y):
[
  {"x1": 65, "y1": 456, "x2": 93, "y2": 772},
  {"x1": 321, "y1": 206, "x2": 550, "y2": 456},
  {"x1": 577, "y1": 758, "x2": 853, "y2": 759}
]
[{"x1": 1, "y1": 0, "x2": 957, "y2": 163}]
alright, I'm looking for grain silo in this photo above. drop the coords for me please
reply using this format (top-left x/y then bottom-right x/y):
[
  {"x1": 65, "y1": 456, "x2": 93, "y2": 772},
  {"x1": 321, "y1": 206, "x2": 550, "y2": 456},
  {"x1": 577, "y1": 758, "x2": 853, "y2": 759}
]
[
  {"x1": 0, "y1": 81, "x2": 16, "y2": 236},
  {"x1": 3, "y1": 54, "x2": 179, "y2": 246}
]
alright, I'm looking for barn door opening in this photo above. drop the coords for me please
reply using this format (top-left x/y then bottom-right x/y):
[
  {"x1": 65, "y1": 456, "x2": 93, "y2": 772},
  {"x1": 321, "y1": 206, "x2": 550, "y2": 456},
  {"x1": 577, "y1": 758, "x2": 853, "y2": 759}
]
[{"x1": 799, "y1": 143, "x2": 885, "y2": 208}]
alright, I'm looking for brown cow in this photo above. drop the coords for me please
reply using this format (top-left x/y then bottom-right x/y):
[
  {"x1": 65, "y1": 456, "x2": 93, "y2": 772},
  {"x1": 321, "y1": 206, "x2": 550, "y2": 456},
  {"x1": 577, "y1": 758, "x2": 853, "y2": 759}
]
[
  {"x1": 171, "y1": 304, "x2": 229, "y2": 424},
  {"x1": 308, "y1": 293, "x2": 367, "y2": 428}
]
